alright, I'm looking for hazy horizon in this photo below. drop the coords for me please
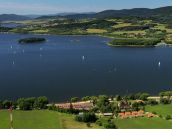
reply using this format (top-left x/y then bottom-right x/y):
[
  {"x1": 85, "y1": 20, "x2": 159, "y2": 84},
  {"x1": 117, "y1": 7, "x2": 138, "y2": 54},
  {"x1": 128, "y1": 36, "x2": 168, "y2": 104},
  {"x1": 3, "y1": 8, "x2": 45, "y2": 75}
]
[{"x1": 0, "y1": 0, "x2": 171, "y2": 15}]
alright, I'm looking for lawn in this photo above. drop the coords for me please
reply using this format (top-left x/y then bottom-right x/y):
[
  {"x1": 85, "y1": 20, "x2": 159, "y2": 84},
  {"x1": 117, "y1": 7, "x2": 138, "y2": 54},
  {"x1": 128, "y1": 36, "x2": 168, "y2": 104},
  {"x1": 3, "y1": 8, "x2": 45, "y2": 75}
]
[
  {"x1": 115, "y1": 117, "x2": 172, "y2": 129},
  {"x1": 1, "y1": 107, "x2": 172, "y2": 129},
  {"x1": 113, "y1": 22, "x2": 133, "y2": 28},
  {"x1": 30, "y1": 29, "x2": 49, "y2": 34},
  {"x1": 87, "y1": 29, "x2": 107, "y2": 34},
  {"x1": 0, "y1": 110, "x2": 62, "y2": 129},
  {"x1": 0, "y1": 110, "x2": 103, "y2": 129},
  {"x1": 112, "y1": 30, "x2": 146, "y2": 35},
  {"x1": 154, "y1": 24, "x2": 172, "y2": 33},
  {"x1": 115, "y1": 104, "x2": 172, "y2": 129},
  {"x1": 145, "y1": 104, "x2": 172, "y2": 117}
]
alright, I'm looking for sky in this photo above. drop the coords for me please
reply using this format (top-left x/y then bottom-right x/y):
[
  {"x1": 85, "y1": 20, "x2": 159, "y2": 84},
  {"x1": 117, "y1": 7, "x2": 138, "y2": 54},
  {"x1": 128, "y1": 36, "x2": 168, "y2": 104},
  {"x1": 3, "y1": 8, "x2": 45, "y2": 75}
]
[{"x1": 0, "y1": 0, "x2": 172, "y2": 15}]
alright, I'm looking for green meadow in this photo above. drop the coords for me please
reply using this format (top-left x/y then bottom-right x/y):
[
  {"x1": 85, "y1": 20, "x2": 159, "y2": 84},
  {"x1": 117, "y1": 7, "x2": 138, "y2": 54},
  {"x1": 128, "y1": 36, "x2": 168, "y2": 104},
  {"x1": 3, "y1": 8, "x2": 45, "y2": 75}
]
[
  {"x1": 1, "y1": 108, "x2": 172, "y2": 129},
  {"x1": 115, "y1": 104, "x2": 172, "y2": 129},
  {"x1": 0, "y1": 110, "x2": 102, "y2": 129},
  {"x1": 146, "y1": 104, "x2": 172, "y2": 117},
  {"x1": 116, "y1": 117, "x2": 172, "y2": 129}
]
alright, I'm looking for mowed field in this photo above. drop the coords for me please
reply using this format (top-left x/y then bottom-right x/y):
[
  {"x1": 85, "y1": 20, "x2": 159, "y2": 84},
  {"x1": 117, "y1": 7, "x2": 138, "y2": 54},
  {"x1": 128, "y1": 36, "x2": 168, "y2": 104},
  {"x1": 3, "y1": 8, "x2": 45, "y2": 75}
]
[{"x1": 0, "y1": 110, "x2": 102, "y2": 129}]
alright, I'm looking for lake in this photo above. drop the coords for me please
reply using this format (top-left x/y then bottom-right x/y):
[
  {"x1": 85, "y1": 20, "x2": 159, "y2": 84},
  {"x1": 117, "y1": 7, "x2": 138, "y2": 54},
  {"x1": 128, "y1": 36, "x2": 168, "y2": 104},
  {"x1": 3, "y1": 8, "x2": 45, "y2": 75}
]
[
  {"x1": 0, "y1": 33, "x2": 172, "y2": 101},
  {"x1": 1, "y1": 23, "x2": 24, "y2": 28}
]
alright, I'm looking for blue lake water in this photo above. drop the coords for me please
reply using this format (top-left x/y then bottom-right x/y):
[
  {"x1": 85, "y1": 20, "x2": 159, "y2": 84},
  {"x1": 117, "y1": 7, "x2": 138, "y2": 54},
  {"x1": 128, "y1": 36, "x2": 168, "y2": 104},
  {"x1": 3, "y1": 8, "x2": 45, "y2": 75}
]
[
  {"x1": 1, "y1": 23, "x2": 24, "y2": 28},
  {"x1": 0, "y1": 33, "x2": 172, "y2": 101}
]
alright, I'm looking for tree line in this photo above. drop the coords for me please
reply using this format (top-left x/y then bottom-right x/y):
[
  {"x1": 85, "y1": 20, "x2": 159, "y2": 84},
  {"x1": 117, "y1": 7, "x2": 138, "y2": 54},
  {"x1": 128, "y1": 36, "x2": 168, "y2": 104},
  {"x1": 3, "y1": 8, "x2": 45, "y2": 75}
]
[
  {"x1": 0, "y1": 96, "x2": 48, "y2": 110},
  {"x1": 109, "y1": 38, "x2": 161, "y2": 46}
]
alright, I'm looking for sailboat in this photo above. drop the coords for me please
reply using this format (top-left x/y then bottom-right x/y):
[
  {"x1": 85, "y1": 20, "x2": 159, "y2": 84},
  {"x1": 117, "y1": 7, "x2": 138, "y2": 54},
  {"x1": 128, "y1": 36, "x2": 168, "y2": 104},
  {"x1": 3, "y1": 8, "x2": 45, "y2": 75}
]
[
  {"x1": 158, "y1": 61, "x2": 161, "y2": 67},
  {"x1": 82, "y1": 56, "x2": 85, "y2": 60}
]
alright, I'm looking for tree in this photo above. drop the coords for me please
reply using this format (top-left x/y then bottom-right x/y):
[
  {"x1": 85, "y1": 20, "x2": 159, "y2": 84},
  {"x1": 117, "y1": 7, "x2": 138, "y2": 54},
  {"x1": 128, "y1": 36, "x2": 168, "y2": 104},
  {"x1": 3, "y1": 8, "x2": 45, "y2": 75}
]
[
  {"x1": 3, "y1": 100, "x2": 12, "y2": 109},
  {"x1": 26, "y1": 97, "x2": 36, "y2": 109},
  {"x1": 17, "y1": 98, "x2": 31, "y2": 110},
  {"x1": 116, "y1": 95, "x2": 122, "y2": 101},
  {"x1": 139, "y1": 93, "x2": 150, "y2": 101},
  {"x1": 127, "y1": 94, "x2": 135, "y2": 100},
  {"x1": 90, "y1": 96, "x2": 98, "y2": 104},
  {"x1": 71, "y1": 97, "x2": 79, "y2": 102},
  {"x1": 82, "y1": 96, "x2": 91, "y2": 101},
  {"x1": 0, "y1": 100, "x2": 3, "y2": 109},
  {"x1": 159, "y1": 91, "x2": 172, "y2": 97},
  {"x1": 132, "y1": 102, "x2": 139, "y2": 111},
  {"x1": 34, "y1": 96, "x2": 48, "y2": 109},
  {"x1": 96, "y1": 95, "x2": 111, "y2": 113}
]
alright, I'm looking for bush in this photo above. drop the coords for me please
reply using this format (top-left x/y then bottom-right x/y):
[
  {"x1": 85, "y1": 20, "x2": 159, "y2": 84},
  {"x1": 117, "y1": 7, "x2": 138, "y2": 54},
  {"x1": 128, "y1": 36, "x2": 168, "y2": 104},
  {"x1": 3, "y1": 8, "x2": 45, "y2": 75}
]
[
  {"x1": 165, "y1": 115, "x2": 172, "y2": 120},
  {"x1": 71, "y1": 97, "x2": 79, "y2": 102},
  {"x1": 147, "y1": 99, "x2": 158, "y2": 105},
  {"x1": 96, "y1": 118, "x2": 117, "y2": 129},
  {"x1": 56, "y1": 107, "x2": 79, "y2": 114},
  {"x1": 96, "y1": 119, "x2": 102, "y2": 126},
  {"x1": 165, "y1": 40, "x2": 172, "y2": 44},
  {"x1": 86, "y1": 123, "x2": 91, "y2": 127},
  {"x1": 152, "y1": 111, "x2": 157, "y2": 115},
  {"x1": 75, "y1": 115, "x2": 83, "y2": 122},
  {"x1": 103, "y1": 121, "x2": 117, "y2": 129},
  {"x1": 160, "y1": 98, "x2": 171, "y2": 104},
  {"x1": 75, "y1": 112, "x2": 97, "y2": 123}
]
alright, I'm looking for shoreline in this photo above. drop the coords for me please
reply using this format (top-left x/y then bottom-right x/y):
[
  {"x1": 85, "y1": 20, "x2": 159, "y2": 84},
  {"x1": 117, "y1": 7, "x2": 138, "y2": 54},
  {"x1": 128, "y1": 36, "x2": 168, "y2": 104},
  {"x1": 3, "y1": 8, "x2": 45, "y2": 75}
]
[{"x1": 1, "y1": 32, "x2": 172, "y2": 47}]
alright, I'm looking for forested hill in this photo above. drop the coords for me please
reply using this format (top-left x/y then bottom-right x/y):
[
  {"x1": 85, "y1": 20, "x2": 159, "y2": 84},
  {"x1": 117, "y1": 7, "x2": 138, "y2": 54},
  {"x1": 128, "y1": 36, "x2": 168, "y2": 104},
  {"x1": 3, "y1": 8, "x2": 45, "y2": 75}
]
[
  {"x1": 1, "y1": 6, "x2": 172, "y2": 21},
  {"x1": 37, "y1": 6, "x2": 172, "y2": 19},
  {"x1": 0, "y1": 14, "x2": 30, "y2": 21}
]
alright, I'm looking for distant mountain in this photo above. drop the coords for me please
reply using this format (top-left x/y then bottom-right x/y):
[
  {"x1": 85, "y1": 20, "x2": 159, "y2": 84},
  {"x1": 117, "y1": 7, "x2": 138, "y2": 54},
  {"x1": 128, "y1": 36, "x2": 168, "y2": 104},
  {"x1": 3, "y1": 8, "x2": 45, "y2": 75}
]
[
  {"x1": 24, "y1": 15, "x2": 42, "y2": 19},
  {"x1": 0, "y1": 14, "x2": 30, "y2": 21},
  {"x1": 36, "y1": 6, "x2": 172, "y2": 20},
  {"x1": 95, "y1": 6, "x2": 172, "y2": 18},
  {"x1": 37, "y1": 12, "x2": 96, "y2": 19},
  {"x1": 1, "y1": 6, "x2": 172, "y2": 21},
  {"x1": 54, "y1": 12, "x2": 81, "y2": 16}
]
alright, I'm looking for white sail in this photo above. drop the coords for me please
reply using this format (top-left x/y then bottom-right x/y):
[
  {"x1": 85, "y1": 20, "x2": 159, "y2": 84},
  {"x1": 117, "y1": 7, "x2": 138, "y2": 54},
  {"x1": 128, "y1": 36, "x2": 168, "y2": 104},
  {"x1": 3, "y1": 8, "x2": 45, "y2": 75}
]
[
  {"x1": 82, "y1": 56, "x2": 85, "y2": 60},
  {"x1": 158, "y1": 62, "x2": 161, "y2": 67}
]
